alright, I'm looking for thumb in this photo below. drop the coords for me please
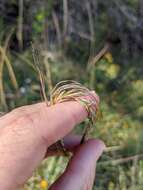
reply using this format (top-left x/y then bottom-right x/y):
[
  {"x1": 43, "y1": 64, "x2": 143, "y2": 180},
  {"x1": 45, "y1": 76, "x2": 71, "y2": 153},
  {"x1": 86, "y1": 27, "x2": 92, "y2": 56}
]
[{"x1": 49, "y1": 139, "x2": 105, "y2": 190}]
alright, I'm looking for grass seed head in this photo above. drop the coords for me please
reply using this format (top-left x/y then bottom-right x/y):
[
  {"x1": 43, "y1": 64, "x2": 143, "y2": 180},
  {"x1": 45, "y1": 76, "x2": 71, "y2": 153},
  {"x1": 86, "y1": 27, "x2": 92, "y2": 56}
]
[{"x1": 50, "y1": 80, "x2": 99, "y2": 125}]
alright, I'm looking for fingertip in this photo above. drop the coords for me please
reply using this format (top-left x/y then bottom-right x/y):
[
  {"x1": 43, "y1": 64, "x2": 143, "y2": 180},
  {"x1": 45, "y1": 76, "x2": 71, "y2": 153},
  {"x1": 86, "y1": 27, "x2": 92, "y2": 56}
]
[
  {"x1": 66, "y1": 138, "x2": 105, "y2": 171},
  {"x1": 86, "y1": 139, "x2": 106, "y2": 151},
  {"x1": 84, "y1": 139, "x2": 105, "y2": 161},
  {"x1": 49, "y1": 138, "x2": 105, "y2": 190}
]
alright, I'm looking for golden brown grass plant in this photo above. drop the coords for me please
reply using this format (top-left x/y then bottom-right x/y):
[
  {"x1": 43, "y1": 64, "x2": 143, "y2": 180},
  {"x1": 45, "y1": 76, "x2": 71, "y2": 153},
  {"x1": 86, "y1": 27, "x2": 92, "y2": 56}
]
[
  {"x1": 0, "y1": 28, "x2": 18, "y2": 111},
  {"x1": 31, "y1": 44, "x2": 99, "y2": 146}
]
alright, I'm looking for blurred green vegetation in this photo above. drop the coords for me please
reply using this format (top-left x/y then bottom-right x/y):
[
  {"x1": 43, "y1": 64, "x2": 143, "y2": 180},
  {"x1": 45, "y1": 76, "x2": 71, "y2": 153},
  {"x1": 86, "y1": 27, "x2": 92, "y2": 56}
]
[{"x1": 0, "y1": 0, "x2": 143, "y2": 190}]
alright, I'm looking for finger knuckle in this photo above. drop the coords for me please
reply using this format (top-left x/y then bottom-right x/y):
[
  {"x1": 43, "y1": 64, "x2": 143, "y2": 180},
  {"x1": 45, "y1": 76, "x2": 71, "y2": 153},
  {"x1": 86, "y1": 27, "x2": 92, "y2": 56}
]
[
  {"x1": 11, "y1": 108, "x2": 34, "y2": 127},
  {"x1": 11, "y1": 106, "x2": 28, "y2": 117}
]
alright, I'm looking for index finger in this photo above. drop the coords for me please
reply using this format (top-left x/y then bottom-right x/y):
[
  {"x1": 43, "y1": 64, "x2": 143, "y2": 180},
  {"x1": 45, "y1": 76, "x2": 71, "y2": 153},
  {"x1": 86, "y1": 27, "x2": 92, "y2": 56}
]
[
  {"x1": 1, "y1": 93, "x2": 99, "y2": 147},
  {"x1": 1, "y1": 101, "x2": 87, "y2": 147}
]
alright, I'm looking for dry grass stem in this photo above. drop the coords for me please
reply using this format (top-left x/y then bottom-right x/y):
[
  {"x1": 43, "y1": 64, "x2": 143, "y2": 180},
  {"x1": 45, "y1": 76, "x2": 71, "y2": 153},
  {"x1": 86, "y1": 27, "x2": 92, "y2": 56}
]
[
  {"x1": 0, "y1": 46, "x2": 18, "y2": 90},
  {"x1": 31, "y1": 43, "x2": 49, "y2": 105},
  {"x1": 88, "y1": 43, "x2": 110, "y2": 68}
]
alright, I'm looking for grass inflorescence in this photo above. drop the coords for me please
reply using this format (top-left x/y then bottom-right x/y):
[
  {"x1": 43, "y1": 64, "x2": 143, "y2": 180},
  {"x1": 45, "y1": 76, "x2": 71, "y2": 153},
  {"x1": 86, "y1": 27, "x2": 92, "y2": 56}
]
[{"x1": 50, "y1": 80, "x2": 99, "y2": 124}]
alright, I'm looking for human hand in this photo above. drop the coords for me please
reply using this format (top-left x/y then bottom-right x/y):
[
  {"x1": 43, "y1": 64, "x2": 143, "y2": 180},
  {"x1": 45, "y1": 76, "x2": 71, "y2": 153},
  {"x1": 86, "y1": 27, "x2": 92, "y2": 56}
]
[{"x1": 0, "y1": 98, "x2": 105, "y2": 190}]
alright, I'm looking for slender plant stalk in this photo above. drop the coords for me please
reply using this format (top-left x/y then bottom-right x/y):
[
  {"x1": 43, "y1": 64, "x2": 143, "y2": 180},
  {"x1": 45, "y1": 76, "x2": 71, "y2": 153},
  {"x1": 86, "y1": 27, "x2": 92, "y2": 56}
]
[
  {"x1": 99, "y1": 154, "x2": 143, "y2": 166},
  {"x1": 86, "y1": 0, "x2": 95, "y2": 58},
  {"x1": 14, "y1": 52, "x2": 37, "y2": 71},
  {"x1": 0, "y1": 28, "x2": 16, "y2": 110},
  {"x1": 63, "y1": 0, "x2": 68, "y2": 37},
  {"x1": 52, "y1": 11, "x2": 62, "y2": 49},
  {"x1": 0, "y1": 46, "x2": 18, "y2": 90},
  {"x1": 87, "y1": 43, "x2": 110, "y2": 68},
  {"x1": 42, "y1": 52, "x2": 53, "y2": 94},
  {"x1": 0, "y1": 52, "x2": 7, "y2": 110},
  {"x1": 17, "y1": 0, "x2": 24, "y2": 50},
  {"x1": 31, "y1": 43, "x2": 49, "y2": 105}
]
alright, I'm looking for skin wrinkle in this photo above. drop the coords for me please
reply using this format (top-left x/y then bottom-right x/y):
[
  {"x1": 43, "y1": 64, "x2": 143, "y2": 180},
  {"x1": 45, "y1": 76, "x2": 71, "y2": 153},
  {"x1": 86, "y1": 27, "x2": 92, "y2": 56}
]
[
  {"x1": 35, "y1": 106, "x2": 53, "y2": 146},
  {"x1": 0, "y1": 103, "x2": 45, "y2": 127},
  {"x1": 2, "y1": 120, "x2": 36, "y2": 145},
  {"x1": 0, "y1": 112, "x2": 37, "y2": 135},
  {"x1": 11, "y1": 110, "x2": 47, "y2": 146}
]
